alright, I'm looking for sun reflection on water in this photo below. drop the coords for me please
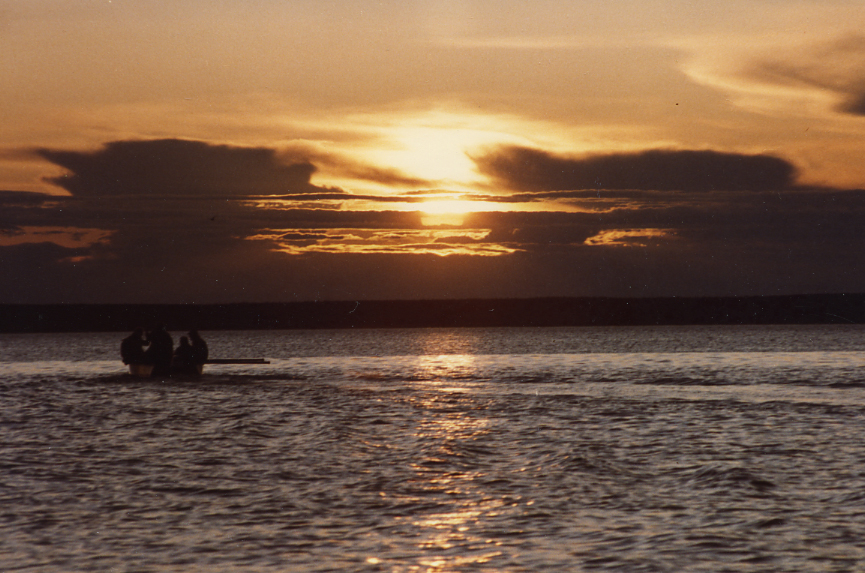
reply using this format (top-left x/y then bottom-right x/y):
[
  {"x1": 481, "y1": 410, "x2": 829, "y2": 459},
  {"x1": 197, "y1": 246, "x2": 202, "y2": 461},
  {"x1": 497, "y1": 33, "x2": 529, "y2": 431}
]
[
  {"x1": 395, "y1": 349, "x2": 508, "y2": 571},
  {"x1": 411, "y1": 353, "x2": 483, "y2": 390},
  {"x1": 397, "y1": 499, "x2": 507, "y2": 572}
]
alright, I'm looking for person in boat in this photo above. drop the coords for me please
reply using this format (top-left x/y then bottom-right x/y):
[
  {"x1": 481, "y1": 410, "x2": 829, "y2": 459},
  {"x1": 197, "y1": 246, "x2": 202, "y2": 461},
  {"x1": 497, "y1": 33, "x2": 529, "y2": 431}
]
[
  {"x1": 120, "y1": 328, "x2": 150, "y2": 365},
  {"x1": 189, "y1": 330, "x2": 208, "y2": 364},
  {"x1": 145, "y1": 324, "x2": 174, "y2": 376},
  {"x1": 172, "y1": 336, "x2": 199, "y2": 375}
]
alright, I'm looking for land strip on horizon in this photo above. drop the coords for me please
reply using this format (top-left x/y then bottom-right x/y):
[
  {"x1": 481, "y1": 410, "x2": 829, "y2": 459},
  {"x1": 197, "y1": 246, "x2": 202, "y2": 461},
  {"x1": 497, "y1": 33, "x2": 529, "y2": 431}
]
[{"x1": 1, "y1": 294, "x2": 863, "y2": 333}]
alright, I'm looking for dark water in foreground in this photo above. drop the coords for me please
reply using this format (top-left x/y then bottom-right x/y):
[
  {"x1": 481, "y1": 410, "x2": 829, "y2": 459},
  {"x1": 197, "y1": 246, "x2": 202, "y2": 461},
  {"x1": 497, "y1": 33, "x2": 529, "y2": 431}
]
[{"x1": 2, "y1": 325, "x2": 865, "y2": 572}]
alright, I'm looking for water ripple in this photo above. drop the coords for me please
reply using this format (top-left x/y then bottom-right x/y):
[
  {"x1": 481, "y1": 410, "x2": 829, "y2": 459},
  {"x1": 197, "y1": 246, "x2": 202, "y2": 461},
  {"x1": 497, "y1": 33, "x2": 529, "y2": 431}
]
[{"x1": 3, "y1": 327, "x2": 865, "y2": 571}]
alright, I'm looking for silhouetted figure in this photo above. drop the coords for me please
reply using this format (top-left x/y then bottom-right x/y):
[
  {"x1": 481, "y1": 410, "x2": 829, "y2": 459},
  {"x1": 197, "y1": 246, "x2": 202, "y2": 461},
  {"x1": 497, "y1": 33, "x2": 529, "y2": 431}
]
[
  {"x1": 145, "y1": 325, "x2": 174, "y2": 376},
  {"x1": 189, "y1": 330, "x2": 208, "y2": 364},
  {"x1": 120, "y1": 328, "x2": 150, "y2": 364},
  {"x1": 172, "y1": 336, "x2": 199, "y2": 375}
]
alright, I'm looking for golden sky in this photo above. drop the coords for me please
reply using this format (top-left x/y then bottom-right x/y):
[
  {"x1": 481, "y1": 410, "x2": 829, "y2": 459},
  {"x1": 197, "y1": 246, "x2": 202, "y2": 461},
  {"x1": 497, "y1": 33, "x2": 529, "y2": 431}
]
[{"x1": 2, "y1": 1, "x2": 865, "y2": 302}]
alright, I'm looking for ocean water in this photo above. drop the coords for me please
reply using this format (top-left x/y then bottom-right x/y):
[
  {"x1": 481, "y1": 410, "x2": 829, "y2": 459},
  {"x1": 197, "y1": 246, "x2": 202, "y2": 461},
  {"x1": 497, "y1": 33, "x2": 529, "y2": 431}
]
[{"x1": 2, "y1": 325, "x2": 865, "y2": 572}]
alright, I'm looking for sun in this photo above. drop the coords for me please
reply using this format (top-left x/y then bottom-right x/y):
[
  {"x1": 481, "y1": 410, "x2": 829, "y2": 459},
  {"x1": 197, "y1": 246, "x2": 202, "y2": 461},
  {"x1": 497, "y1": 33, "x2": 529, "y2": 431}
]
[
  {"x1": 359, "y1": 110, "x2": 536, "y2": 188},
  {"x1": 417, "y1": 198, "x2": 489, "y2": 226},
  {"x1": 374, "y1": 127, "x2": 491, "y2": 186},
  {"x1": 418, "y1": 199, "x2": 477, "y2": 215},
  {"x1": 314, "y1": 107, "x2": 552, "y2": 194}
]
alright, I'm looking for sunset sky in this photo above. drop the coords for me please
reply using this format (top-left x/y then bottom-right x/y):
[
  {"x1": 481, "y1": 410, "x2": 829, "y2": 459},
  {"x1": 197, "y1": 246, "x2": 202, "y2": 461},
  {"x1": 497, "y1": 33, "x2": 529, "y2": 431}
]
[{"x1": 2, "y1": 0, "x2": 865, "y2": 303}]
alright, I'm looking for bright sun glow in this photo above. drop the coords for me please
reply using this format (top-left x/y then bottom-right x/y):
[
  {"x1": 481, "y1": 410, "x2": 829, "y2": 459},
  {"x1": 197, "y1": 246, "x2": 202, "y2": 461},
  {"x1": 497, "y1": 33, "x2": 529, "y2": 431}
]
[
  {"x1": 417, "y1": 199, "x2": 496, "y2": 226},
  {"x1": 353, "y1": 110, "x2": 540, "y2": 189},
  {"x1": 418, "y1": 199, "x2": 484, "y2": 215},
  {"x1": 307, "y1": 108, "x2": 580, "y2": 194},
  {"x1": 375, "y1": 127, "x2": 497, "y2": 184}
]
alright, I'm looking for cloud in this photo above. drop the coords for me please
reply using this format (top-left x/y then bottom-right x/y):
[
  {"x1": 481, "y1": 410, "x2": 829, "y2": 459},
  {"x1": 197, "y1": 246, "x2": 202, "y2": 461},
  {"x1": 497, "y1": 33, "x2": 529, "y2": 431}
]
[
  {"x1": 38, "y1": 138, "x2": 336, "y2": 197},
  {"x1": 246, "y1": 227, "x2": 510, "y2": 257},
  {"x1": 472, "y1": 146, "x2": 796, "y2": 192},
  {"x1": 17, "y1": 139, "x2": 423, "y2": 265},
  {"x1": 303, "y1": 153, "x2": 433, "y2": 188},
  {"x1": 842, "y1": 93, "x2": 865, "y2": 116},
  {"x1": 4, "y1": 138, "x2": 434, "y2": 289},
  {"x1": 4, "y1": 137, "x2": 865, "y2": 303},
  {"x1": 738, "y1": 34, "x2": 865, "y2": 117}
]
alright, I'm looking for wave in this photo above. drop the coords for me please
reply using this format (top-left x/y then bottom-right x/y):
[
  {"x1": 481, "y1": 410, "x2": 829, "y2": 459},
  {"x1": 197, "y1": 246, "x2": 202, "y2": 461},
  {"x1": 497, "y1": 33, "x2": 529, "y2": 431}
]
[{"x1": 2, "y1": 351, "x2": 865, "y2": 393}]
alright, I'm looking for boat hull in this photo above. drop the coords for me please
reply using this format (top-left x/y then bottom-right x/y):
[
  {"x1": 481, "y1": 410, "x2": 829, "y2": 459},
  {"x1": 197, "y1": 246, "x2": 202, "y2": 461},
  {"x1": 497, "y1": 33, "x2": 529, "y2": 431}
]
[
  {"x1": 127, "y1": 359, "x2": 267, "y2": 377},
  {"x1": 128, "y1": 363, "x2": 154, "y2": 377},
  {"x1": 127, "y1": 363, "x2": 203, "y2": 377}
]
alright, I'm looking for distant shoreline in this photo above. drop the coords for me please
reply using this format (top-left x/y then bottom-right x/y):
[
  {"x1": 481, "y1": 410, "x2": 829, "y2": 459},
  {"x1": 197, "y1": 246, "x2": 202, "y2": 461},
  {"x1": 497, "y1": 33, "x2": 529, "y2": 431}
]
[{"x1": 1, "y1": 294, "x2": 863, "y2": 333}]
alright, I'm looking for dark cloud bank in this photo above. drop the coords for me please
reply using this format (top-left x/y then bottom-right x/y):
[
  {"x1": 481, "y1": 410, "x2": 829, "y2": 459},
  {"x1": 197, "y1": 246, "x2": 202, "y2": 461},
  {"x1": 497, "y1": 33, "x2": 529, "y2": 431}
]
[
  {"x1": 39, "y1": 139, "x2": 328, "y2": 197},
  {"x1": 3, "y1": 139, "x2": 864, "y2": 304},
  {"x1": 473, "y1": 146, "x2": 796, "y2": 192}
]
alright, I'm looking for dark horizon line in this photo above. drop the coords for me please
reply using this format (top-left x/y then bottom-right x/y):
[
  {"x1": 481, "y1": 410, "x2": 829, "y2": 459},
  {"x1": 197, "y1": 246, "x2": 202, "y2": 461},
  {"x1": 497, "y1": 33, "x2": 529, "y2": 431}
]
[{"x1": 1, "y1": 293, "x2": 863, "y2": 333}]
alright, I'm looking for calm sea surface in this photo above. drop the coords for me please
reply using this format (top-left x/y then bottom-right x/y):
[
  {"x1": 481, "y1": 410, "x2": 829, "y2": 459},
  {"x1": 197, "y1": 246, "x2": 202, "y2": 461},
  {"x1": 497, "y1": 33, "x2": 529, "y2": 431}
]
[{"x1": 3, "y1": 325, "x2": 865, "y2": 572}]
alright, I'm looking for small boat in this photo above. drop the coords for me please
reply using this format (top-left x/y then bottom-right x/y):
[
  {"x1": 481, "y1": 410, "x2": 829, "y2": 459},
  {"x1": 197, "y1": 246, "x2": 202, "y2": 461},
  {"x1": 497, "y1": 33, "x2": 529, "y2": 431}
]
[
  {"x1": 127, "y1": 358, "x2": 269, "y2": 378},
  {"x1": 128, "y1": 363, "x2": 155, "y2": 377}
]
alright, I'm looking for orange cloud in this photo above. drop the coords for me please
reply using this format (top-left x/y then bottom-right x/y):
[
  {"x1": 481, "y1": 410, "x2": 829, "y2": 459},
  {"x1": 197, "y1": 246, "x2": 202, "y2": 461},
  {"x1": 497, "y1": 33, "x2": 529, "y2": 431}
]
[
  {"x1": 584, "y1": 228, "x2": 676, "y2": 247},
  {"x1": 0, "y1": 226, "x2": 113, "y2": 249},
  {"x1": 247, "y1": 228, "x2": 517, "y2": 257}
]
